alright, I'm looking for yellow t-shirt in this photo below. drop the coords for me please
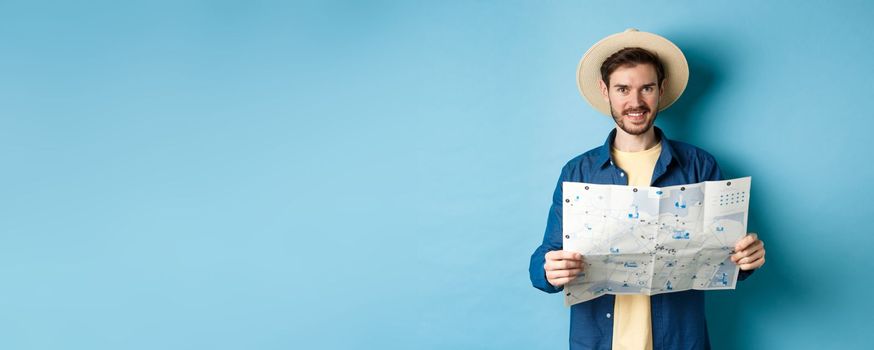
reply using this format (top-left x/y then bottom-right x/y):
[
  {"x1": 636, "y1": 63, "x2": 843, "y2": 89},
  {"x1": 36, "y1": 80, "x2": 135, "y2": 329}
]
[{"x1": 610, "y1": 141, "x2": 662, "y2": 350}]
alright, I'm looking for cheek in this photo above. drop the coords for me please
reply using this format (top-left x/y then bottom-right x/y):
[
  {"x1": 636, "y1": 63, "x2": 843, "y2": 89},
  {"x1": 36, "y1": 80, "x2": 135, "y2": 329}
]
[
  {"x1": 610, "y1": 100, "x2": 626, "y2": 111},
  {"x1": 609, "y1": 95, "x2": 628, "y2": 106}
]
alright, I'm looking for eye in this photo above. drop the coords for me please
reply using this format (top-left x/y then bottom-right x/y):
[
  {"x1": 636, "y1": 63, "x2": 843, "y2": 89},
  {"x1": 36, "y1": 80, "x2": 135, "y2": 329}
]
[
  {"x1": 617, "y1": 87, "x2": 628, "y2": 93},
  {"x1": 643, "y1": 86, "x2": 654, "y2": 93}
]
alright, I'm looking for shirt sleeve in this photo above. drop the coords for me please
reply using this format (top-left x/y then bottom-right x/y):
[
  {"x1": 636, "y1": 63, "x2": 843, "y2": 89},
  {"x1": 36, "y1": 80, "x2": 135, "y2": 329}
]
[{"x1": 529, "y1": 167, "x2": 567, "y2": 293}]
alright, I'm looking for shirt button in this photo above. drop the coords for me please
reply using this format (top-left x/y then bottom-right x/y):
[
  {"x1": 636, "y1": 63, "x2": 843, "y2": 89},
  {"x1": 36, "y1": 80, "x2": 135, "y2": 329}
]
[
  {"x1": 606, "y1": 313, "x2": 612, "y2": 318},
  {"x1": 620, "y1": 172, "x2": 625, "y2": 177}
]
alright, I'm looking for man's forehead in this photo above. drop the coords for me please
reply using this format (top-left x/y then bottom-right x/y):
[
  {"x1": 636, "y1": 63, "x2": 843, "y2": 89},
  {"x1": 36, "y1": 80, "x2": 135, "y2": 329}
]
[{"x1": 607, "y1": 63, "x2": 660, "y2": 85}]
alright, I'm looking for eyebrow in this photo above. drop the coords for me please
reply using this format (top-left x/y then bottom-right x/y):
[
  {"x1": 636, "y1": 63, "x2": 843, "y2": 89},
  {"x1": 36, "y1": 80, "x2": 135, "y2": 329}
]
[{"x1": 612, "y1": 83, "x2": 658, "y2": 89}]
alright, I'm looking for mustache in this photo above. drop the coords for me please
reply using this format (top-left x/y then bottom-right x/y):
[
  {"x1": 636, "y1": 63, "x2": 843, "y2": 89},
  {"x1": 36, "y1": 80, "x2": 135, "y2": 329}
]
[{"x1": 622, "y1": 107, "x2": 650, "y2": 114}]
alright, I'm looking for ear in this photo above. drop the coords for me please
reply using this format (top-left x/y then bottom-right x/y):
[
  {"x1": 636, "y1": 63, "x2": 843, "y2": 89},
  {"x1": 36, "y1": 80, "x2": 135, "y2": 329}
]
[{"x1": 598, "y1": 79, "x2": 609, "y2": 102}]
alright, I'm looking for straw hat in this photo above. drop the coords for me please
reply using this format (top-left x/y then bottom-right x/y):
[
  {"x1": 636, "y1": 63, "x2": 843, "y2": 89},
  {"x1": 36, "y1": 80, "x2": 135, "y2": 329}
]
[{"x1": 576, "y1": 28, "x2": 689, "y2": 116}]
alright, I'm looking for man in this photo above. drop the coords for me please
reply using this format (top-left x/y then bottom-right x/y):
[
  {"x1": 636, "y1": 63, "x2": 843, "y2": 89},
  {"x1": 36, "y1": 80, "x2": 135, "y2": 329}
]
[{"x1": 529, "y1": 29, "x2": 766, "y2": 349}]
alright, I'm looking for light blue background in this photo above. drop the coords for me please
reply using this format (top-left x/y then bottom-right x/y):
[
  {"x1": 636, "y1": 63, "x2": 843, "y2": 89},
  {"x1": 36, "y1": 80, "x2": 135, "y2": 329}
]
[{"x1": 1, "y1": 1, "x2": 872, "y2": 349}]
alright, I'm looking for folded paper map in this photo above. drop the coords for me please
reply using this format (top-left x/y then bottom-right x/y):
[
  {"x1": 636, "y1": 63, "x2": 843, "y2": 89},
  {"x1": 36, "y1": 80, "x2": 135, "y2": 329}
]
[{"x1": 562, "y1": 177, "x2": 751, "y2": 306}]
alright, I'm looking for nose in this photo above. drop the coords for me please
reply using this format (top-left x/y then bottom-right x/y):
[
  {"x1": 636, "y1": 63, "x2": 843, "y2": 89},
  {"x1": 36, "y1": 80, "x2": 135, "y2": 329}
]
[{"x1": 629, "y1": 91, "x2": 645, "y2": 107}]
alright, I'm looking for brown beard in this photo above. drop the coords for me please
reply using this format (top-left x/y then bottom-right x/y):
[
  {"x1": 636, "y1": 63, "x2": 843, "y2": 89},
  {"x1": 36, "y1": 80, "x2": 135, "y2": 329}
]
[{"x1": 609, "y1": 104, "x2": 659, "y2": 136}]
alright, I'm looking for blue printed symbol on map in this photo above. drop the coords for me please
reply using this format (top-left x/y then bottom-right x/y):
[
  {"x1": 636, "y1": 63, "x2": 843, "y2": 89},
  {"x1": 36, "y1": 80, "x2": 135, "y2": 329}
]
[
  {"x1": 674, "y1": 194, "x2": 686, "y2": 209},
  {"x1": 610, "y1": 247, "x2": 620, "y2": 253},
  {"x1": 595, "y1": 287, "x2": 614, "y2": 294},
  {"x1": 624, "y1": 262, "x2": 638, "y2": 268},
  {"x1": 672, "y1": 230, "x2": 690, "y2": 240},
  {"x1": 627, "y1": 204, "x2": 639, "y2": 219}
]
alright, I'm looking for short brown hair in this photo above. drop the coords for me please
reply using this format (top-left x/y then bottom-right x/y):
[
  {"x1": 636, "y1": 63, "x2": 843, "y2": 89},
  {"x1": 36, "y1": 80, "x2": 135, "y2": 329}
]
[{"x1": 600, "y1": 47, "x2": 666, "y2": 87}]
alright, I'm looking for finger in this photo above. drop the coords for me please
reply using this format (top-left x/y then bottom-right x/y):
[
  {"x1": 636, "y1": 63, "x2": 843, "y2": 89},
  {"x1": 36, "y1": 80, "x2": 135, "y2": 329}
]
[
  {"x1": 547, "y1": 250, "x2": 582, "y2": 261},
  {"x1": 736, "y1": 241, "x2": 764, "y2": 259},
  {"x1": 563, "y1": 250, "x2": 583, "y2": 261},
  {"x1": 560, "y1": 260, "x2": 583, "y2": 269},
  {"x1": 550, "y1": 273, "x2": 583, "y2": 287},
  {"x1": 546, "y1": 260, "x2": 572, "y2": 271},
  {"x1": 550, "y1": 276, "x2": 574, "y2": 287},
  {"x1": 740, "y1": 257, "x2": 765, "y2": 271},
  {"x1": 738, "y1": 249, "x2": 765, "y2": 265},
  {"x1": 731, "y1": 240, "x2": 762, "y2": 262},
  {"x1": 545, "y1": 250, "x2": 557, "y2": 261},
  {"x1": 546, "y1": 259, "x2": 583, "y2": 271},
  {"x1": 735, "y1": 233, "x2": 758, "y2": 251},
  {"x1": 734, "y1": 233, "x2": 758, "y2": 251},
  {"x1": 547, "y1": 268, "x2": 582, "y2": 279},
  {"x1": 735, "y1": 237, "x2": 761, "y2": 254}
]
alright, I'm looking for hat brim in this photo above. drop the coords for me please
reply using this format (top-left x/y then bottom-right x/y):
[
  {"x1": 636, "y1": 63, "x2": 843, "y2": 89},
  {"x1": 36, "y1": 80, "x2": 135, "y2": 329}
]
[{"x1": 577, "y1": 30, "x2": 689, "y2": 116}]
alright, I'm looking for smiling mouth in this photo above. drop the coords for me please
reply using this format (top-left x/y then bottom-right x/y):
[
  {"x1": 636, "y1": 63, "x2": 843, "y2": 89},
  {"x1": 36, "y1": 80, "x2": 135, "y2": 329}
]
[{"x1": 624, "y1": 110, "x2": 649, "y2": 120}]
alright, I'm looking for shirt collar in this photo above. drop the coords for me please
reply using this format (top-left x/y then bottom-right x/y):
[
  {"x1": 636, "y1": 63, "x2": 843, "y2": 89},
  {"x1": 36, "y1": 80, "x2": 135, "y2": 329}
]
[{"x1": 596, "y1": 126, "x2": 682, "y2": 170}]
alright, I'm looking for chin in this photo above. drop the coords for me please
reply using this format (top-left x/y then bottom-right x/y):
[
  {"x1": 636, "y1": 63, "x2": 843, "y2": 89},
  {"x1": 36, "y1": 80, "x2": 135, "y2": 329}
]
[{"x1": 618, "y1": 121, "x2": 654, "y2": 136}]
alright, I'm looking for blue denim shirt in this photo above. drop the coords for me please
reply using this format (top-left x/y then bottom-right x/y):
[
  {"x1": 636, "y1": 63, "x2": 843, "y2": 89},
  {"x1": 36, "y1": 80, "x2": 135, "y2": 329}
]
[{"x1": 529, "y1": 127, "x2": 753, "y2": 349}]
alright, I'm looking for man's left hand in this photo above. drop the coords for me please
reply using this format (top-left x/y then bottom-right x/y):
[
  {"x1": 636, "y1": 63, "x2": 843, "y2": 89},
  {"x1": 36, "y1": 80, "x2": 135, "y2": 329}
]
[{"x1": 731, "y1": 233, "x2": 765, "y2": 271}]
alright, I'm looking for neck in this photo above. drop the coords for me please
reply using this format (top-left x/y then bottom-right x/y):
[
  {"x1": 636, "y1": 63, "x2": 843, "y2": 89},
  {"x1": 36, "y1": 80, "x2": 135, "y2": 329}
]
[{"x1": 613, "y1": 126, "x2": 659, "y2": 152}]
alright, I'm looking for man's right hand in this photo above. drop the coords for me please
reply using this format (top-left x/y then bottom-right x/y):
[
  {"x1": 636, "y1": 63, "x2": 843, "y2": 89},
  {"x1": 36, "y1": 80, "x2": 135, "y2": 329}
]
[{"x1": 544, "y1": 250, "x2": 585, "y2": 288}]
